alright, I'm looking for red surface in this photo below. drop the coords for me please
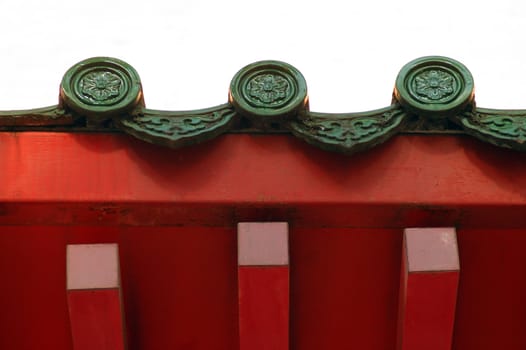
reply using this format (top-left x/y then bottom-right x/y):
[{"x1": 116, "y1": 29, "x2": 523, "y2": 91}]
[
  {"x1": 453, "y1": 229, "x2": 526, "y2": 350},
  {"x1": 2, "y1": 133, "x2": 526, "y2": 228},
  {"x1": 1, "y1": 133, "x2": 526, "y2": 349},
  {"x1": 398, "y1": 229, "x2": 459, "y2": 350},
  {"x1": 0, "y1": 226, "x2": 239, "y2": 350},
  {"x1": 290, "y1": 228, "x2": 402, "y2": 350},
  {"x1": 399, "y1": 272, "x2": 459, "y2": 350},
  {"x1": 0, "y1": 226, "x2": 402, "y2": 350},
  {"x1": 67, "y1": 289, "x2": 125, "y2": 350},
  {"x1": 2, "y1": 226, "x2": 526, "y2": 349},
  {"x1": 238, "y1": 267, "x2": 289, "y2": 350},
  {"x1": 2, "y1": 132, "x2": 519, "y2": 204}
]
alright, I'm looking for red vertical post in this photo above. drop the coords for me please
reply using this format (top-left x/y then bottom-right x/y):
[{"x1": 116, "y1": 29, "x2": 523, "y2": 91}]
[
  {"x1": 397, "y1": 228, "x2": 460, "y2": 350},
  {"x1": 67, "y1": 244, "x2": 126, "y2": 350},
  {"x1": 237, "y1": 222, "x2": 289, "y2": 350}
]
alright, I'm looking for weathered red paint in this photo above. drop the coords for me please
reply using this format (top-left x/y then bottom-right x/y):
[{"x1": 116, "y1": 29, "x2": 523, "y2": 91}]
[
  {"x1": 1, "y1": 133, "x2": 526, "y2": 349},
  {"x1": 1, "y1": 133, "x2": 526, "y2": 228}
]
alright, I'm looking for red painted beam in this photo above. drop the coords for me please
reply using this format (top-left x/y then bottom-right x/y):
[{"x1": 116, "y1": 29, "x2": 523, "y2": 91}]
[
  {"x1": 1, "y1": 133, "x2": 526, "y2": 205},
  {"x1": 2, "y1": 134, "x2": 526, "y2": 228},
  {"x1": 397, "y1": 228, "x2": 459, "y2": 350},
  {"x1": 238, "y1": 222, "x2": 289, "y2": 350},
  {"x1": 67, "y1": 244, "x2": 126, "y2": 350}
]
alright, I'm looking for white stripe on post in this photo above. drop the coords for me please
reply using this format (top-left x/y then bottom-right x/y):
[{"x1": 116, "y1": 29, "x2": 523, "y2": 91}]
[
  {"x1": 397, "y1": 228, "x2": 460, "y2": 350},
  {"x1": 237, "y1": 222, "x2": 289, "y2": 350},
  {"x1": 67, "y1": 244, "x2": 126, "y2": 350}
]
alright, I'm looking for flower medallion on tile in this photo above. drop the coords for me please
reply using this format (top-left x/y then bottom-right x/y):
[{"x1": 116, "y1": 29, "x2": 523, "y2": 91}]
[
  {"x1": 394, "y1": 56, "x2": 474, "y2": 117},
  {"x1": 229, "y1": 60, "x2": 308, "y2": 122},
  {"x1": 79, "y1": 71, "x2": 124, "y2": 105},
  {"x1": 60, "y1": 57, "x2": 143, "y2": 121},
  {"x1": 246, "y1": 73, "x2": 290, "y2": 108},
  {"x1": 413, "y1": 69, "x2": 457, "y2": 103}
]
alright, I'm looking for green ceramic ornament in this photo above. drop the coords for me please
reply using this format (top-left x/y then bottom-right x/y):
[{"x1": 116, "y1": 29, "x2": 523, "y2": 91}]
[
  {"x1": 229, "y1": 60, "x2": 308, "y2": 123},
  {"x1": 60, "y1": 57, "x2": 143, "y2": 122},
  {"x1": 394, "y1": 56, "x2": 474, "y2": 118}
]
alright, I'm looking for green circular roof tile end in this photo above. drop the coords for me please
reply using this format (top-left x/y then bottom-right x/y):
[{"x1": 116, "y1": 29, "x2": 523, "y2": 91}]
[
  {"x1": 60, "y1": 57, "x2": 143, "y2": 119},
  {"x1": 229, "y1": 60, "x2": 308, "y2": 120},
  {"x1": 394, "y1": 56, "x2": 474, "y2": 117}
]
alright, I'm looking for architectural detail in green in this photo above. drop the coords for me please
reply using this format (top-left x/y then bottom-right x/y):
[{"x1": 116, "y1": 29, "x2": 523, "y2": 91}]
[
  {"x1": 247, "y1": 73, "x2": 290, "y2": 107},
  {"x1": 115, "y1": 104, "x2": 237, "y2": 148},
  {"x1": 455, "y1": 109, "x2": 526, "y2": 150},
  {"x1": 394, "y1": 56, "x2": 474, "y2": 118},
  {"x1": 79, "y1": 71, "x2": 123, "y2": 104},
  {"x1": 229, "y1": 61, "x2": 308, "y2": 123},
  {"x1": 2, "y1": 55, "x2": 526, "y2": 155},
  {"x1": 60, "y1": 57, "x2": 143, "y2": 123},
  {"x1": 290, "y1": 106, "x2": 406, "y2": 154},
  {"x1": 0, "y1": 105, "x2": 76, "y2": 126},
  {"x1": 413, "y1": 69, "x2": 456, "y2": 102}
]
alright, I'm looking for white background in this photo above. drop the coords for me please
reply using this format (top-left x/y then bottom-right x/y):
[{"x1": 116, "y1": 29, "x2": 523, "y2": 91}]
[{"x1": 0, "y1": 0, "x2": 525, "y2": 112}]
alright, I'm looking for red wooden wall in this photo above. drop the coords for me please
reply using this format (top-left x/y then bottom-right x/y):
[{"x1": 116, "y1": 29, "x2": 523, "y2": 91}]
[{"x1": 1, "y1": 133, "x2": 526, "y2": 349}]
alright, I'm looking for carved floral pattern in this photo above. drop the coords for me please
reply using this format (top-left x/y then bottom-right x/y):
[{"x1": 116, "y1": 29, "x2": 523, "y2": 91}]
[
  {"x1": 247, "y1": 74, "x2": 290, "y2": 106},
  {"x1": 7, "y1": 57, "x2": 526, "y2": 155},
  {"x1": 290, "y1": 107, "x2": 407, "y2": 154},
  {"x1": 413, "y1": 69, "x2": 455, "y2": 101},
  {"x1": 116, "y1": 105, "x2": 237, "y2": 148},
  {"x1": 305, "y1": 110, "x2": 405, "y2": 143},
  {"x1": 80, "y1": 71, "x2": 123, "y2": 103},
  {"x1": 130, "y1": 111, "x2": 229, "y2": 136},
  {"x1": 457, "y1": 111, "x2": 526, "y2": 150}
]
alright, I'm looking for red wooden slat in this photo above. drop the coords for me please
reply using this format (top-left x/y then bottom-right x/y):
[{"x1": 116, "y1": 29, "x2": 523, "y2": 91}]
[
  {"x1": 397, "y1": 228, "x2": 459, "y2": 350},
  {"x1": 67, "y1": 244, "x2": 126, "y2": 350},
  {"x1": 238, "y1": 223, "x2": 289, "y2": 350}
]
